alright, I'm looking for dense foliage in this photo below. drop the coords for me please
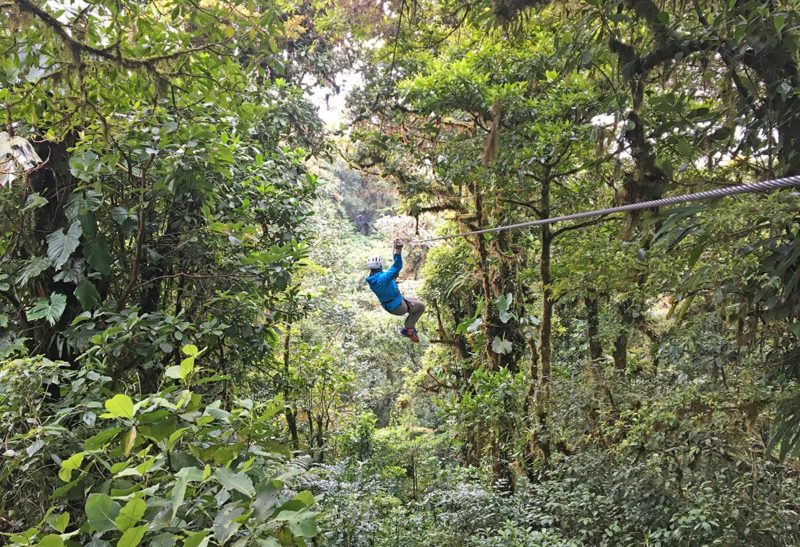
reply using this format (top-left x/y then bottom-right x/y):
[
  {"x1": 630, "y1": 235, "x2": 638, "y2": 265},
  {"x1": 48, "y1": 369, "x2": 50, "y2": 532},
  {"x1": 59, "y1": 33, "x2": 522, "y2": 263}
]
[{"x1": 2, "y1": 0, "x2": 800, "y2": 545}]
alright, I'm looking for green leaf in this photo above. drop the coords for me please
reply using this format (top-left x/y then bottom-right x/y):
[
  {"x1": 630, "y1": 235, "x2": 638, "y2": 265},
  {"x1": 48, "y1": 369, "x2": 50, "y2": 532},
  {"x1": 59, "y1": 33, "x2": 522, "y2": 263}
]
[
  {"x1": 58, "y1": 451, "x2": 84, "y2": 482},
  {"x1": 111, "y1": 206, "x2": 131, "y2": 224},
  {"x1": 74, "y1": 278, "x2": 101, "y2": 310},
  {"x1": 33, "y1": 535, "x2": 64, "y2": 547},
  {"x1": 68, "y1": 151, "x2": 100, "y2": 180},
  {"x1": 289, "y1": 514, "x2": 318, "y2": 538},
  {"x1": 117, "y1": 525, "x2": 147, "y2": 547},
  {"x1": 496, "y1": 293, "x2": 513, "y2": 314},
  {"x1": 170, "y1": 475, "x2": 188, "y2": 520},
  {"x1": 183, "y1": 531, "x2": 210, "y2": 547},
  {"x1": 179, "y1": 356, "x2": 195, "y2": 378},
  {"x1": 175, "y1": 465, "x2": 205, "y2": 482},
  {"x1": 466, "y1": 317, "x2": 483, "y2": 334},
  {"x1": 212, "y1": 505, "x2": 244, "y2": 544},
  {"x1": 675, "y1": 138, "x2": 693, "y2": 156},
  {"x1": 84, "y1": 234, "x2": 112, "y2": 275},
  {"x1": 104, "y1": 394, "x2": 135, "y2": 419},
  {"x1": 214, "y1": 467, "x2": 255, "y2": 497},
  {"x1": 46, "y1": 220, "x2": 82, "y2": 271},
  {"x1": 51, "y1": 478, "x2": 80, "y2": 498},
  {"x1": 46, "y1": 512, "x2": 70, "y2": 533},
  {"x1": 15, "y1": 256, "x2": 52, "y2": 286},
  {"x1": 165, "y1": 356, "x2": 195, "y2": 381},
  {"x1": 253, "y1": 483, "x2": 281, "y2": 521},
  {"x1": 21, "y1": 192, "x2": 48, "y2": 212},
  {"x1": 26, "y1": 293, "x2": 66, "y2": 325},
  {"x1": 293, "y1": 490, "x2": 315, "y2": 507},
  {"x1": 26, "y1": 438, "x2": 45, "y2": 457},
  {"x1": 83, "y1": 427, "x2": 124, "y2": 450},
  {"x1": 275, "y1": 509, "x2": 318, "y2": 538},
  {"x1": 85, "y1": 493, "x2": 121, "y2": 533},
  {"x1": 182, "y1": 344, "x2": 199, "y2": 356},
  {"x1": 116, "y1": 495, "x2": 146, "y2": 532},
  {"x1": 773, "y1": 13, "x2": 786, "y2": 32}
]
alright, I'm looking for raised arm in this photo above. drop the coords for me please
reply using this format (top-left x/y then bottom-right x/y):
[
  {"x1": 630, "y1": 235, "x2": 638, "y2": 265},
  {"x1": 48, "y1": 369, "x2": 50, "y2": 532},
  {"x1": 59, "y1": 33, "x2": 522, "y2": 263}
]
[{"x1": 386, "y1": 239, "x2": 404, "y2": 279}]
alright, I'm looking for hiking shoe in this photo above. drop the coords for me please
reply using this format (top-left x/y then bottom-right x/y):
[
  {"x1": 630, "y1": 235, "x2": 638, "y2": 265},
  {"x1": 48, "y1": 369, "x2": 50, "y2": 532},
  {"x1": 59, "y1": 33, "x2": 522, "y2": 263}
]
[{"x1": 399, "y1": 328, "x2": 420, "y2": 343}]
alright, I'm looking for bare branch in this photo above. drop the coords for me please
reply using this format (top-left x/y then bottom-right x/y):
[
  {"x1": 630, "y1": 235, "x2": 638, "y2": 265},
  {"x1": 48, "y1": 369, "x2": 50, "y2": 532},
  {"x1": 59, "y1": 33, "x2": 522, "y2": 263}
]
[{"x1": 551, "y1": 215, "x2": 617, "y2": 239}]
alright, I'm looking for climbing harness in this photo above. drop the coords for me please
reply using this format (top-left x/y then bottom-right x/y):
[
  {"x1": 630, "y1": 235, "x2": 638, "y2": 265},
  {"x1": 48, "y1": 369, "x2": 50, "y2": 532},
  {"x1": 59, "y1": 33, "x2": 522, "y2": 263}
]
[{"x1": 412, "y1": 175, "x2": 800, "y2": 243}]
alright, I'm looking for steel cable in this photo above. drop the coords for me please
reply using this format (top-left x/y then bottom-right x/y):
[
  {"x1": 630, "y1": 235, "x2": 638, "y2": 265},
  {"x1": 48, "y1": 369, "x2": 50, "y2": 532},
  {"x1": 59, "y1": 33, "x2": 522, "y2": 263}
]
[{"x1": 413, "y1": 175, "x2": 800, "y2": 243}]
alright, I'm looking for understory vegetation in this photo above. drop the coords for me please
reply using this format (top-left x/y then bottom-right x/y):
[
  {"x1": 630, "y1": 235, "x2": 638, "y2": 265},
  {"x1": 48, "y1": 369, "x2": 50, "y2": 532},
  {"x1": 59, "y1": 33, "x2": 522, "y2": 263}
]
[{"x1": 2, "y1": 0, "x2": 800, "y2": 545}]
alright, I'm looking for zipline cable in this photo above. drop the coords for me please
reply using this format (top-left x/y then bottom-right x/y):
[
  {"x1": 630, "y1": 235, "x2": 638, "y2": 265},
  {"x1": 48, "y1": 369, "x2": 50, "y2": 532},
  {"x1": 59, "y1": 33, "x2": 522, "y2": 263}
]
[{"x1": 412, "y1": 175, "x2": 800, "y2": 244}]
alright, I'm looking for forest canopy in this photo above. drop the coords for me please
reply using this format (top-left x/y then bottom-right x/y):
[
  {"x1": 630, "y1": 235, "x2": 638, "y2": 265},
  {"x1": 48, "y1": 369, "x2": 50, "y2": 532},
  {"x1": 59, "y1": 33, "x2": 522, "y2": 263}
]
[{"x1": 1, "y1": 0, "x2": 799, "y2": 545}]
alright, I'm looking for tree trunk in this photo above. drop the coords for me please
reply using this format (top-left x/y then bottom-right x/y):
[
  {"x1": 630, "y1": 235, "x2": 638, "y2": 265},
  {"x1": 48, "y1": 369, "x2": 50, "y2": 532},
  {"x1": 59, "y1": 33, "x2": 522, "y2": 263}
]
[
  {"x1": 315, "y1": 414, "x2": 325, "y2": 463},
  {"x1": 586, "y1": 290, "x2": 603, "y2": 362},
  {"x1": 28, "y1": 139, "x2": 81, "y2": 363},
  {"x1": 613, "y1": 299, "x2": 634, "y2": 371},
  {"x1": 537, "y1": 175, "x2": 554, "y2": 473},
  {"x1": 471, "y1": 182, "x2": 519, "y2": 490},
  {"x1": 523, "y1": 337, "x2": 540, "y2": 482},
  {"x1": 282, "y1": 325, "x2": 299, "y2": 450}
]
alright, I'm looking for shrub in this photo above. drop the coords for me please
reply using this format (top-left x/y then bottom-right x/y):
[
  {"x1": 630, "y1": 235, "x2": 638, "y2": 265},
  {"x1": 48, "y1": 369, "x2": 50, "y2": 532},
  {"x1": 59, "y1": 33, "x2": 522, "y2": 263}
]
[{"x1": 0, "y1": 352, "x2": 318, "y2": 546}]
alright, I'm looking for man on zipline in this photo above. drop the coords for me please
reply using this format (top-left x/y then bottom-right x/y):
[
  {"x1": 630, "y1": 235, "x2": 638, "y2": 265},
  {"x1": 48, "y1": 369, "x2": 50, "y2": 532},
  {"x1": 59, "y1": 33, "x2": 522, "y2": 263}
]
[{"x1": 366, "y1": 238, "x2": 425, "y2": 343}]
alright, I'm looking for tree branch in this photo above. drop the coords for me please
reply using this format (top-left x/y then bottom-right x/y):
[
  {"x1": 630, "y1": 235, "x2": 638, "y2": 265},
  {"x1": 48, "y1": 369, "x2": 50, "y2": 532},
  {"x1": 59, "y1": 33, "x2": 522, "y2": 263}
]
[
  {"x1": 499, "y1": 198, "x2": 543, "y2": 218},
  {"x1": 551, "y1": 215, "x2": 617, "y2": 239},
  {"x1": 15, "y1": 0, "x2": 219, "y2": 73}
]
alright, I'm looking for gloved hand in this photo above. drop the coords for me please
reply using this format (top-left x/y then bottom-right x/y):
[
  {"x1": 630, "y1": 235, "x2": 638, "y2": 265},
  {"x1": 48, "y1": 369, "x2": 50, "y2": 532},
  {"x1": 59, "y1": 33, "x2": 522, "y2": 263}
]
[{"x1": 394, "y1": 238, "x2": 404, "y2": 253}]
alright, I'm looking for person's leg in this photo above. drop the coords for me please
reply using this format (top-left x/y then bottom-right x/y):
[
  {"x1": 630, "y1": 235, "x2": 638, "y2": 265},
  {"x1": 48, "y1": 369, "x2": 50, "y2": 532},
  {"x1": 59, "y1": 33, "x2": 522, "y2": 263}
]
[
  {"x1": 388, "y1": 300, "x2": 408, "y2": 317},
  {"x1": 403, "y1": 296, "x2": 425, "y2": 330},
  {"x1": 389, "y1": 300, "x2": 415, "y2": 340}
]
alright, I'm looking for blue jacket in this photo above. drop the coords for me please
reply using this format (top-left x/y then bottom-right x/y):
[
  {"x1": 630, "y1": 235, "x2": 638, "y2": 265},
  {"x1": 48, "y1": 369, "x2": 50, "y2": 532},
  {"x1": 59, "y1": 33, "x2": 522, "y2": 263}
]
[{"x1": 366, "y1": 253, "x2": 404, "y2": 311}]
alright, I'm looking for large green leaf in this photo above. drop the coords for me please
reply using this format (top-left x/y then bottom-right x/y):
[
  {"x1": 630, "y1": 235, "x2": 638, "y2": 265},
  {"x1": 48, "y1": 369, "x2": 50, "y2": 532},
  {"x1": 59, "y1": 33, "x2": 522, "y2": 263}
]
[
  {"x1": 104, "y1": 394, "x2": 135, "y2": 419},
  {"x1": 46, "y1": 512, "x2": 70, "y2": 533},
  {"x1": 212, "y1": 505, "x2": 245, "y2": 544},
  {"x1": 15, "y1": 256, "x2": 51, "y2": 286},
  {"x1": 74, "y1": 278, "x2": 101, "y2": 310},
  {"x1": 83, "y1": 427, "x2": 124, "y2": 450},
  {"x1": 214, "y1": 467, "x2": 255, "y2": 497},
  {"x1": 33, "y1": 535, "x2": 64, "y2": 547},
  {"x1": 293, "y1": 490, "x2": 315, "y2": 507},
  {"x1": 46, "y1": 220, "x2": 83, "y2": 271},
  {"x1": 274, "y1": 508, "x2": 318, "y2": 538},
  {"x1": 84, "y1": 234, "x2": 112, "y2": 275},
  {"x1": 21, "y1": 192, "x2": 48, "y2": 212},
  {"x1": 165, "y1": 356, "x2": 194, "y2": 381},
  {"x1": 85, "y1": 493, "x2": 121, "y2": 533},
  {"x1": 80, "y1": 212, "x2": 112, "y2": 275},
  {"x1": 170, "y1": 475, "x2": 188, "y2": 520},
  {"x1": 117, "y1": 525, "x2": 147, "y2": 547},
  {"x1": 183, "y1": 531, "x2": 210, "y2": 547},
  {"x1": 26, "y1": 293, "x2": 67, "y2": 325},
  {"x1": 116, "y1": 495, "x2": 146, "y2": 532}
]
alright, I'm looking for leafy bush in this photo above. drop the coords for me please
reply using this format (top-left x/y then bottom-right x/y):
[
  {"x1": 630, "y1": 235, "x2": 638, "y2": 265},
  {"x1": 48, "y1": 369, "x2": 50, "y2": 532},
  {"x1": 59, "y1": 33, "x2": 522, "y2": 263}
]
[{"x1": 0, "y1": 352, "x2": 318, "y2": 546}]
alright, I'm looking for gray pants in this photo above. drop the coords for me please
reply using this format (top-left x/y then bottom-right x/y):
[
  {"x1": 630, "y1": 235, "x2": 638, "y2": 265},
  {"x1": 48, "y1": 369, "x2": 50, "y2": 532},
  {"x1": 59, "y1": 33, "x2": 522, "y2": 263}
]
[{"x1": 389, "y1": 296, "x2": 426, "y2": 329}]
